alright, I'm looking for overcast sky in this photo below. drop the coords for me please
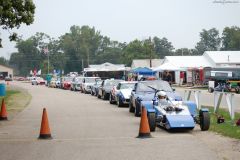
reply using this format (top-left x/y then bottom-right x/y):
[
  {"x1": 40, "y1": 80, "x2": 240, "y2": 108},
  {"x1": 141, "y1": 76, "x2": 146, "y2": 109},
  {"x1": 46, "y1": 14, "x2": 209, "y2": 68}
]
[{"x1": 0, "y1": 0, "x2": 240, "y2": 59}]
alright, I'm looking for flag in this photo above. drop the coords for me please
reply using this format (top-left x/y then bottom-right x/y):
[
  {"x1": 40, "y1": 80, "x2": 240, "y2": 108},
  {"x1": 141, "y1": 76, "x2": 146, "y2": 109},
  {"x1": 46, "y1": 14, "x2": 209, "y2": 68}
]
[
  {"x1": 34, "y1": 69, "x2": 37, "y2": 76},
  {"x1": 37, "y1": 69, "x2": 41, "y2": 75}
]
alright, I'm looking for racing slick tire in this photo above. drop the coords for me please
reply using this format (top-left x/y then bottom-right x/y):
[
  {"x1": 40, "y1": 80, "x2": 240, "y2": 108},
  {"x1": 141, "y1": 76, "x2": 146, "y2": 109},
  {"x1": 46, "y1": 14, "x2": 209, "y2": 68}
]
[
  {"x1": 129, "y1": 100, "x2": 135, "y2": 113},
  {"x1": 134, "y1": 103, "x2": 141, "y2": 117},
  {"x1": 235, "y1": 87, "x2": 240, "y2": 94},
  {"x1": 199, "y1": 111, "x2": 210, "y2": 131},
  {"x1": 148, "y1": 112, "x2": 156, "y2": 132},
  {"x1": 102, "y1": 91, "x2": 108, "y2": 100},
  {"x1": 117, "y1": 97, "x2": 123, "y2": 107},
  {"x1": 109, "y1": 94, "x2": 115, "y2": 104},
  {"x1": 208, "y1": 87, "x2": 214, "y2": 93}
]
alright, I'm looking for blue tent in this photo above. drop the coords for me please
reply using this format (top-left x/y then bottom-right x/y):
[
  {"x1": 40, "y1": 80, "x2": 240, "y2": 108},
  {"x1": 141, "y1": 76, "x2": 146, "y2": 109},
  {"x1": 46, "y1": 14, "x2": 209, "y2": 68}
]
[{"x1": 131, "y1": 67, "x2": 156, "y2": 76}]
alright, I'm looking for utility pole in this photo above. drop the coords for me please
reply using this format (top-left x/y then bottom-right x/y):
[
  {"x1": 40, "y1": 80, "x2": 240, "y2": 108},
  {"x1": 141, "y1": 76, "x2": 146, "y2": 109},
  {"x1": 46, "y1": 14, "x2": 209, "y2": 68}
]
[
  {"x1": 44, "y1": 46, "x2": 49, "y2": 74},
  {"x1": 82, "y1": 59, "x2": 84, "y2": 71},
  {"x1": 47, "y1": 51, "x2": 49, "y2": 74},
  {"x1": 87, "y1": 50, "x2": 89, "y2": 67},
  {"x1": 149, "y1": 37, "x2": 152, "y2": 68}
]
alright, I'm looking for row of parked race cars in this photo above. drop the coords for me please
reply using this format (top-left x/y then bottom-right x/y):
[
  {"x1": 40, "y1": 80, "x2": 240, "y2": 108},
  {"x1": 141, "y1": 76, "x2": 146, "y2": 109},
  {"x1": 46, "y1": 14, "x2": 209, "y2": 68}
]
[{"x1": 31, "y1": 76, "x2": 211, "y2": 132}]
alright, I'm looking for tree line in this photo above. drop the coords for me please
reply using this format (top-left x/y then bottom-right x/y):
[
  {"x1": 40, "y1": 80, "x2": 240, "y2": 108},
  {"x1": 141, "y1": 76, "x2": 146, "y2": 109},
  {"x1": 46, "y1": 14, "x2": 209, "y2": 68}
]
[{"x1": 1, "y1": 25, "x2": 240, "y2": 76}]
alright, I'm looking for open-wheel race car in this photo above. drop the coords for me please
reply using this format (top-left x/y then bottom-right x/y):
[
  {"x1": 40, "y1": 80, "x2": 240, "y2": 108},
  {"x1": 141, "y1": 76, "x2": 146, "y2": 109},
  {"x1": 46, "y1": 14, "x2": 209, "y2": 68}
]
[
  {"x1": 142, "y1": 86, "x2": 210, "y2": 132},
  {"x1": 129, "y1": 80, "x2": 182, "y2": 117}
]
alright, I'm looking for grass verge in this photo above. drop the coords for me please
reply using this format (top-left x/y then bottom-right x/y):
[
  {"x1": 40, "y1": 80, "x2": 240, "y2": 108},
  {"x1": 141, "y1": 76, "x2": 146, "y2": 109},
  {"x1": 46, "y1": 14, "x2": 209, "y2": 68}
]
[
  {"x1": 0, "y1": 87, "x2": 31, "y2": 119},
  {"x1": 203, "y1": 105, "x2": 240, "y2": 139}
]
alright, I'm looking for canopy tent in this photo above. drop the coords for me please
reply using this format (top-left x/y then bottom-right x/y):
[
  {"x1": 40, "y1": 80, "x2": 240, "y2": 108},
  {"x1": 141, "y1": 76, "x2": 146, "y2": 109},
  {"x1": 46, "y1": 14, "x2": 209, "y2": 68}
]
[
  {"x1": 153, "y1": 62, "x2": 185, "y2": 71},
  {"x1": 84, "y1": 62, "x2": 128, "y2": 72},
  {"x1": 131, "y1": 67, "x2": 156, "y2": 75}
]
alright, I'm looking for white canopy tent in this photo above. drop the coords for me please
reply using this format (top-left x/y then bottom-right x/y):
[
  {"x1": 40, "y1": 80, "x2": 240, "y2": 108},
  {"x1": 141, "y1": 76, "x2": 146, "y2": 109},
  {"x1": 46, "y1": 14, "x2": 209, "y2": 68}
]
[{"x1": 153, "y1": 62, "x2": 186, "y2": 71}]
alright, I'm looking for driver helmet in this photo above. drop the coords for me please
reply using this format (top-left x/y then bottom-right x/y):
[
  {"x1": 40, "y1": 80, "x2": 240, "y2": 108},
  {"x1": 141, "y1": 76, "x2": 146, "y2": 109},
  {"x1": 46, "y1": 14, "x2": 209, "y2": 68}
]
[{"x1": 157, "y1": 91, "x2": 167, "y2": 99}]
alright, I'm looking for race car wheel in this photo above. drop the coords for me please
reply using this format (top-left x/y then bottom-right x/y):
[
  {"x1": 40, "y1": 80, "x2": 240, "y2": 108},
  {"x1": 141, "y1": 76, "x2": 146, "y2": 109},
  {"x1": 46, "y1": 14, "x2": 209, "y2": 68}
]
[
  {"x1": 129, "y1": 100, "x2": 135, "y2": 113},
  {"x1": 103, "y1": 92, "x2": 108, "y2": 100},
  {"x1": 235, "y1": 87, "x2": 240, "y2": 94},
  {"x1": 199, "y1": 111, "x2": 210, "y2": 131},
  {"x1": 117, "y1": 97, "x2": 123, "y2": 107},
  {"x1": 109, "y1": 94, "x2": 115, "y2": 104},
  {"x1": 208, "y1": 87, "x2": 214, "y2": 93},
  {"x1": 134, "y1": 103, "x2": 141, "y2": 117},
  {"x1": 148, "y1": 112, "x2": 156, "y2": 132}
]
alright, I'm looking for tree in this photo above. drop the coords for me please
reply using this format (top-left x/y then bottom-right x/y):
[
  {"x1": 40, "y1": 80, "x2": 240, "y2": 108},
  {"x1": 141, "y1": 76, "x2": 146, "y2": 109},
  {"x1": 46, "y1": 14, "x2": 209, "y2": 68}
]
[
  {"x1": 0, "y1": 56, "x2": 8, "y2": 65},
  {"x1": 9, "y1": 32, "x2": 51, "y2": 75},
  {"x1": 153, "y1": 37, "x2": 174, "y2": 58},
  {"x1": 0, "y1": 0, "x2": 35, "y2": 47},
  {"x1": 94, "y1": 39, "x2": 124, "y2": 64},
  {"x1": 221, "y1": 26, "x2": 240, "y2": 50},
  {"x1": 174, "y1": 48, "x2": 191, "y2": 56},
  {"x1": 195, "y1": 28, "x2": 221, "y2": 54},
  {"x1": 121, "y1": 39, "x2": 147, "y2": 66}
]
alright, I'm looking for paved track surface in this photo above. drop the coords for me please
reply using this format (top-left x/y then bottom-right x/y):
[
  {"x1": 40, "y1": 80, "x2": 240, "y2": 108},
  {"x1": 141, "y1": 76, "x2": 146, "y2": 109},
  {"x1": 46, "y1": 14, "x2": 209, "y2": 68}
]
[{"x1": 0, "y1": 82, "x2": 239, "y2": 160}]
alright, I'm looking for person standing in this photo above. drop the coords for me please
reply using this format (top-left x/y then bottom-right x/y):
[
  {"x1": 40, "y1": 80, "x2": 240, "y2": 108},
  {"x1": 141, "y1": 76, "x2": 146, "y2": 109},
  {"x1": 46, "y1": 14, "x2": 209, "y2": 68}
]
[
  {"x1": 180, "y1": 71, "x2": 184, "y2": 86},
  {"x1": 166, "y1": 72, "x2": 172, "y2": 85}
]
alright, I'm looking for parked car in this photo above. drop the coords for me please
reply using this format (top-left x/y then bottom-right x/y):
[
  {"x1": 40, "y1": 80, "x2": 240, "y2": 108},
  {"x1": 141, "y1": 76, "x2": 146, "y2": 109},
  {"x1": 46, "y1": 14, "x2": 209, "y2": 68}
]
[
  {"x1": 207, "y1": 70, "x2": 240, "y2": 94},
  {"x1": 5, "y1": 76, "x2": 13, "y2": 81},
  {"x1": 81, "y1": 77, "x2": 101, "y2": 94},
  {"x1": 109, "y1": 81, "x2": 137, "y2": 106},
  {"x1": 98, "y1": 79, "x2": 124, "y2": 100},
  {"x1": 55, "y1": 77, "x2": 61, "y2": 88},
  {"x1": 71, "y1": 76, "x2": 84, "y2": 91},
  {"x1": 16, "y1": 76, "x2": 26, "y2": 81},
  {"x1": 90, "y1": 80, "x2": 103, "y2": 96},
  {"x1": 129, "y1": 80, "x2": 182, "y2": 117},
  {"x1": 31, "y1": 77, "x2": 45, "y2": 85},
  {"x1": 49, "y1": 78, "x2": 57, "y2": 88},
  {"x1": 61, "y1": 77, "x2": 73, "y2": 90}
]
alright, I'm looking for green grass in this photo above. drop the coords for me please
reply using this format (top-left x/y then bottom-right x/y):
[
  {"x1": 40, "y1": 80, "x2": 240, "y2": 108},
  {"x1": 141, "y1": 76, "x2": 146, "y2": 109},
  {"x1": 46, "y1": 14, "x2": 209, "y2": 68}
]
[
  {"x1": 0, "y1": 88, "x2": 31, "y2": 118},
  {"x1": 203, "y1": 106, "x2": 240, "y2": 139},
  {"x1": 0, "y1": 90, "x2": 20, "y2": 105}
]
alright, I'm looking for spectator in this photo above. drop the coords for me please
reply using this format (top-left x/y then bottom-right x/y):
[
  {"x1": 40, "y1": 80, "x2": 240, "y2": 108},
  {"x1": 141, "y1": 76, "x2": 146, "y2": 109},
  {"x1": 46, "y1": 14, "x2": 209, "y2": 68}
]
[
  {"x1": 166, "y1": 72, "x2": 172, "y2": 85},
  {"x1": 180, "y1": 71, "x2": 184, "y2": 86}
]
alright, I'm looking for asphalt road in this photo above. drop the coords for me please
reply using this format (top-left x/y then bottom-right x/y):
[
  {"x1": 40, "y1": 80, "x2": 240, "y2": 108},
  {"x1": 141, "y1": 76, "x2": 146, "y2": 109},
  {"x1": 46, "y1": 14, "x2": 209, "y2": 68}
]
[{"x1": 0, "y1": 82, "x2": 238, "y2": 160}]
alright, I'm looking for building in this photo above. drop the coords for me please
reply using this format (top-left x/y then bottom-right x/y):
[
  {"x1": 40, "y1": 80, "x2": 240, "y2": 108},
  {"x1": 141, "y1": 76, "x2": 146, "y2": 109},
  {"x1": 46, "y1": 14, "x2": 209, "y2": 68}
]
[
  {"x1": 204, "y1": 51, "x2": 240, "y2": 67},
  {"x1": 0, "y1": 65, "x2": 13, "y2": 79},
  {"x1": 153, "y1": 51, "x2": 240, "y2": 85},
  {"x1": 131, "y1": 59, "x2": 163, "y2": 69}
]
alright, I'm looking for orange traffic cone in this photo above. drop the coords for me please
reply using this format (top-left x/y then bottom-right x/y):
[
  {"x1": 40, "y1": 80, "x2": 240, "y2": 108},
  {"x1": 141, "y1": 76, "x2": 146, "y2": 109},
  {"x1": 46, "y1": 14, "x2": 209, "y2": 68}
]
[
  {"x1": 39, "y1": 108, "x2": 52, "y2": 139},
  {"x1": 0, "y1": 99, "x2": 8, "y2": 120},
  {"x1": 137, "y1": 107, "x2": 151, "y2": 138}
]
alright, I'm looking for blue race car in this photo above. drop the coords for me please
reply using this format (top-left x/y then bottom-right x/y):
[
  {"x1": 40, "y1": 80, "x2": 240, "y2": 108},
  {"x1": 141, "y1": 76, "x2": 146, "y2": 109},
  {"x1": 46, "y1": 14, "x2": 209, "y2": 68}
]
[
  {"x1": 142, "y1": 87, "x2": 210, "y2": 132},
  {"x1": 129, "y1": 80, "x2": 182, "y2": 117}
]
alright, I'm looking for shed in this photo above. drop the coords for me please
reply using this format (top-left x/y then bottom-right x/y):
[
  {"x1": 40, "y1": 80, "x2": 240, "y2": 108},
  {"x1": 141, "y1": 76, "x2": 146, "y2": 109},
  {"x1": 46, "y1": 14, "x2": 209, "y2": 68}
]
[{"x1": 0, "y1": 65, "x2": 13, "y2": 79}]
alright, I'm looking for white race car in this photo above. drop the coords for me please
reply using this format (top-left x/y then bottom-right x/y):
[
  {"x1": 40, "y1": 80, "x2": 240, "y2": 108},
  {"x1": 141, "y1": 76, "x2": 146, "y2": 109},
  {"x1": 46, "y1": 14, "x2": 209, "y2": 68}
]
[
  {"x1": 31, "y1": 77, "x2": 45, "y2": 85},
  {"x1": 109, "y1": 81, "x2": 137, "y2": 107}
]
